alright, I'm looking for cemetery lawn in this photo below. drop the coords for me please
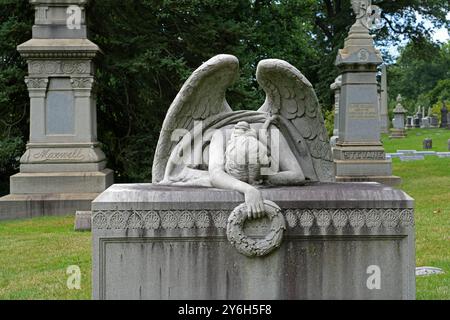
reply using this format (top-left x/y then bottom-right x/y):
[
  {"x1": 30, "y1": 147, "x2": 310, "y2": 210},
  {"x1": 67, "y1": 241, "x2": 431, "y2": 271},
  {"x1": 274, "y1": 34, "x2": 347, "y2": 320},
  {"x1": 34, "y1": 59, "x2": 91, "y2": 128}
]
[
  {"x1": 0, "y1": 128, "x2": 448, "y2": 300},
  {"x1": 0, "y1": 216, "x2": 91, "y2": 299},
  {"x1": 383, "y1": 128, "x2": 450, "y2": 300}
]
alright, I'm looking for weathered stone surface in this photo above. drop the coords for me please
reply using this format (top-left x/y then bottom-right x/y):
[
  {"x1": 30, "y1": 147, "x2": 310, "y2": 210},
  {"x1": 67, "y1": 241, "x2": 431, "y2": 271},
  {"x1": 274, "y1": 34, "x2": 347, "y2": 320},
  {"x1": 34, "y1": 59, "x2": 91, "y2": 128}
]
[
  {"x1": 441, "y1": 101, "x2": 448, "y2": 128},
  {"x1": 75, "y1": 211, "x2": 92, "y2": 231},
  {"x1": 330, "y1": 75, "x2": 342, "y2": 143},
  {"x1": 0, "y1": 0, "x2": 113, "y2": 220},
  {"x1": 0, "y1": 193, "x2": 97, "y2": 221},
  {"x1": 333, "y1": 1, "x2": 398, "y2": 185},
  {"x1": 421, "y1": 117, "x2": 431, "y2": 129},
  {"x1": 379, "y1": 64, "x2": 389, "y2": 134},
  {"x1": 92, "y1": 183, "x2": 415, "y2": 300},
  {"x1": 390, "y1": 95, "x2": 406, "y2": 137},
  {"x1": 10, "y1": 169, "x2": 113, "y2": 194},
  {"x1": 423, "y1": 138, "x2": 433, "y2": 150},
  {"x1": 416, "y1": 267, "x2": 445, "y2": 276},
  {"x1": 399, "y1": 155, "x2": 424, "y2": 162}
]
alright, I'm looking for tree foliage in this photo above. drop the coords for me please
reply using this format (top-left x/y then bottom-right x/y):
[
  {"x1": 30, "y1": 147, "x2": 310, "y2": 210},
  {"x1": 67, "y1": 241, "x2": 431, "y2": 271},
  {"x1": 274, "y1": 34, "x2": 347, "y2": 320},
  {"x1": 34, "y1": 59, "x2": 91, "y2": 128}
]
[{"x1": 388, "y1": 39, "x2": 450, "y2": 113}]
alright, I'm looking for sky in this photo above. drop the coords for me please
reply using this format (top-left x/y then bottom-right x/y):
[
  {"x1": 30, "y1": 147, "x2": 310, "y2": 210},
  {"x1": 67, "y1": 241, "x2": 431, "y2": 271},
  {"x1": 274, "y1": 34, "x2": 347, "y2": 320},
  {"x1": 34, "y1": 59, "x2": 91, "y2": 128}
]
[
  {"x1": 386, "y1": 12, "x2": 449, "y2": 59},
  {"x1": 427, "y1": 12, "x2": 450, "y2": 42}
]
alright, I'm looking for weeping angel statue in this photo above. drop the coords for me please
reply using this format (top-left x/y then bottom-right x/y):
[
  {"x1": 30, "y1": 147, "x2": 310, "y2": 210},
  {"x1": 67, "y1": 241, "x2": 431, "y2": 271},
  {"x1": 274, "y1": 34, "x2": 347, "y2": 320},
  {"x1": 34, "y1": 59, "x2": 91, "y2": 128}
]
[{"x1": 152, "y1": 55, "x2": 333, "y2": 218}]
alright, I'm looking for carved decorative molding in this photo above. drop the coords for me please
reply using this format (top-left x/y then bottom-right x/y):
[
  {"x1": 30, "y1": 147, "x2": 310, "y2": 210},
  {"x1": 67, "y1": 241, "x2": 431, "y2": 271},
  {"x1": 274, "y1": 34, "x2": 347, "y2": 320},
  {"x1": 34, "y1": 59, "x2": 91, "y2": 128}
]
[
  {"x1": 227, "y1": 201, "x2": 285, "y2": 257},
  {"x1": 92, "y1": 208, "x2": 414, "y2": 230},
  {"x1": 25, "y1": 77, "x2": 49, "y2": 89},
  {"x1": 28, "y1": 60, "x2": 91, "y2": 75},
  {"x1": 22, "y1": 52, "x2": 97, "y2": 59},
  {"x1": 342, "y1": 151, "x2": 386, "y2": 160},
  {"x1": 71, "y1": 77, "x2": 94, "y2": 89}
]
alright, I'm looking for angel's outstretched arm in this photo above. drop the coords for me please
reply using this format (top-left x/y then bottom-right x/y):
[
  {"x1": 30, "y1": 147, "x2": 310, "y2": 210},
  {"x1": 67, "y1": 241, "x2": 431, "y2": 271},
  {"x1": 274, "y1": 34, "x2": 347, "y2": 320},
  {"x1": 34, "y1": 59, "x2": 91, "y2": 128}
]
[
  {"x1": 265, "y1": 126, "x2": 306, "y2": 186},
  {"x1": 209, "y1": 130, "x2": 265, "y2": 219}
]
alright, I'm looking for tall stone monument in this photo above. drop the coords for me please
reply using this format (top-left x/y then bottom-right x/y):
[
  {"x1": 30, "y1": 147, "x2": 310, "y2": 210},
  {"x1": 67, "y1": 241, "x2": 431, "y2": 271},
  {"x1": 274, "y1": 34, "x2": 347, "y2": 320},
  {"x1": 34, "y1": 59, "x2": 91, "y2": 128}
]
[
  {"x1": 330, "y1": 75, "x2": 342, "y2": 147},
  {"x1": 92, "y1": 54, "x2": 415, "y2": 300},
  {"x1": 379, "y1": 64, "x2": 389, "y2": 133},
  {"x1": 333, "y1": 0, "x2": 400, "y2": 185},
  {"x1": 390, "y1": 95, "x2": 407, "y2": 138},
  {"x1": 441, "y1": 100, "x2": 448, "y2": 128},
  {"x1": 0, "y1": 0, "x2": 113, "y2": 220}
]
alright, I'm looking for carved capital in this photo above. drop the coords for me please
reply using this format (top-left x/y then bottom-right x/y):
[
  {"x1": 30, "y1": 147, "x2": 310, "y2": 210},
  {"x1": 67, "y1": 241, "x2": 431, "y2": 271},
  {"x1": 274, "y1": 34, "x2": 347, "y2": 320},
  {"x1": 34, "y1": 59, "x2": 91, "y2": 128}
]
[
  {"x1": 70, "y1": 77, "x2": 94, "y2": 89},
  {"x1": 25, "y1": 77, "x2": 49, "y2": 90}
]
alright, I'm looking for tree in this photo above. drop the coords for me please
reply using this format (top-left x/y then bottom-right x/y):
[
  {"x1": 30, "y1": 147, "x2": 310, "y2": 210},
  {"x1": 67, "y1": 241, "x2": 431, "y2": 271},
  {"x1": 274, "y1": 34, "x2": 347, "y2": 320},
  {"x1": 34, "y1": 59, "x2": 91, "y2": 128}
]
[
  {"x1": 387, "y1": 39, "x2": 450, "y2": 113},
  {"x1": 0, "y1": 0, "x2": 449, "y2": 187},
  {"x1": 0, "y1": 0, "x2": 33, "y2": 194}
]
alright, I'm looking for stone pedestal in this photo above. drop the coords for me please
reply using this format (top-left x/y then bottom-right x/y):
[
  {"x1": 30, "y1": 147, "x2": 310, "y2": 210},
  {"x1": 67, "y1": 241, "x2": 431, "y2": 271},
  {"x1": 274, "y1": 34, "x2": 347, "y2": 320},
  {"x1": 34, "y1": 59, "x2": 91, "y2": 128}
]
[
  {"x1": 92, "y1": 183, "x2": 416, "y2": 300},
  {"x1": 333, "y1": 11, "x2": 400, "y2": 186},
  {"x1": 0, "y1": 0, "x2": 113, "y2": 220},
  {"x1": 390, "y1": 95, "x2": 407, "y2": 139},
  {"x1": 421, "y1": 117, "x2": 431, "y2": 129}
]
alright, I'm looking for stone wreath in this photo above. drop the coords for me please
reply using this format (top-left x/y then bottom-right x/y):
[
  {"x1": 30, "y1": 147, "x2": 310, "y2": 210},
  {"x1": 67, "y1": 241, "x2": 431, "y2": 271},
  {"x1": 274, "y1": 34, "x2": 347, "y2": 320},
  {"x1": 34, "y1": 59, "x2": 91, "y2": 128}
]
[{"x1": 226, "y1": 200, "x2": 286, "y2": 257}]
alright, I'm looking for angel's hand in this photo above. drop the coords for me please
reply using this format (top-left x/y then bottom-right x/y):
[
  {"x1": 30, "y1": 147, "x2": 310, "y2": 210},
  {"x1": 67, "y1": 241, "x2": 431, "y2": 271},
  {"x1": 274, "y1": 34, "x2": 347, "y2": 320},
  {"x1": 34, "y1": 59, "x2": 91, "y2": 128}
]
[{"x1": 244, "y1": 187, "x2": 265, "y2": 219}]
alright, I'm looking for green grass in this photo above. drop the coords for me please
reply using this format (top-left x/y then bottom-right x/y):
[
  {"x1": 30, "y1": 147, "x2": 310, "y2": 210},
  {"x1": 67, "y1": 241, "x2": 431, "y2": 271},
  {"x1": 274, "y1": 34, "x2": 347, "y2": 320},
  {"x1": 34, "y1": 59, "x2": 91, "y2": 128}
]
[
  {"x1": 0, "y1": 128, "x2": 449, "y2": 300},
  {"x1": 382, "y1": 128, "x2": 450, "y2": 300},
  {"x1": 0, "y1": 216, "x2": 91, "y2": 299},
  {"x1": 382, "y1": 128, "x2": 450, "y2": 153}
]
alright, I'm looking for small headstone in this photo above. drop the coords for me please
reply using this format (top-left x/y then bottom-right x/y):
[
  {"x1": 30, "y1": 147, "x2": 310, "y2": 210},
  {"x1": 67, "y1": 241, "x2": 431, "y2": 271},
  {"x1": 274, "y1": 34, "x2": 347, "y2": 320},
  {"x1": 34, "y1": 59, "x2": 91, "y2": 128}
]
[
  {"x1": 430, "y1": 116, "x2": 439, "y2": 128},
  {"x1": 406, "y1": 116, "x2": 414, "y2": 129},
  {"x1": 437, "y1": 152, "x2": 450, "y2": 158},
  {"x1": 415, "y1": 151, "x2": 436, "y2": 156},
  {"x1": 423, "y1": 138, "x2": 432, "y2": 150},
  {"x1": 421, "y1": 117, "x2": 431, "y2": 128},
  {"x1": 448, "y1": 139, "x2": 450, "y2": 151},
  {"x1": 387, "y1": 153, "x2": 403, "y2": 158},
  {"x1": 400, "y1": 155, "x2": 424, "y2": 162},
  {"x1": 416, "y1": 267, "x2": 445, "y2": 276},
  {"x1": 75, "y1": 211, "x2": 92, "y2": 231}
]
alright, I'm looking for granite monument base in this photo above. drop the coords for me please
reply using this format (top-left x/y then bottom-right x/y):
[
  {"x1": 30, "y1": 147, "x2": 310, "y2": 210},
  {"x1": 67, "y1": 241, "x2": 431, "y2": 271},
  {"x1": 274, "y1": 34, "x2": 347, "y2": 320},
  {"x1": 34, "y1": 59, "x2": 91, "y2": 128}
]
[
  {"x1": 389, "y1": 128, "x2": 407, "y2": 139},
  {"x1": 0, "y1": 169, "x2": 113, "y2": 221},
  {"x1": 9, "y1": 169, "x2": 113, "y2": 194},
  {"x1": 0, "y1": 193, "x2": 97, "y2": 221},
  {"x1": 92, "y1": 183, "x2": 415, "y2": 300}
]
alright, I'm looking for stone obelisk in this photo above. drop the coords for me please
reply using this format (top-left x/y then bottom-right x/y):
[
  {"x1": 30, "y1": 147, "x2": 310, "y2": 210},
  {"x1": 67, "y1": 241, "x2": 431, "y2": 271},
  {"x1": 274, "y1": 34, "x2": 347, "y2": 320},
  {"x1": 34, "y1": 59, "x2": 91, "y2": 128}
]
[
  {"x1": 0, "y1": 0, "x2": 113, "y2": 220},
  {"x1": 333, "y1": 0, "x2": 400, "y2": 185},
  {"x1": 379, "y1": 64, "x2": 389, "y2": 133}
]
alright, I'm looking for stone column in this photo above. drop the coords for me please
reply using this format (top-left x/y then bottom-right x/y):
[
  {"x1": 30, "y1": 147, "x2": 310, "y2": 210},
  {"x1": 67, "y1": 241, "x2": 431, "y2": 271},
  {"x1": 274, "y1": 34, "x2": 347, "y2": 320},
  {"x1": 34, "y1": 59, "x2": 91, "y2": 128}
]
[
  {"x1": 0, "y1": 0, "x2": 113, "y2": 220},
  {"x1": 333, "y1": 0, "x2": 400, "y2": 185},
  {"x1": 329, "y1": 75, "x2": 342, "y2": 147},
  {"x1": 390, "y1": 95, "x2": 407, "y2": 138},
  {"x1": 379, "y1": 64, "x2": 389, "y2": 133},
  {"x1": 441, "y1": 101, "x2": 448, "y2": 128}
]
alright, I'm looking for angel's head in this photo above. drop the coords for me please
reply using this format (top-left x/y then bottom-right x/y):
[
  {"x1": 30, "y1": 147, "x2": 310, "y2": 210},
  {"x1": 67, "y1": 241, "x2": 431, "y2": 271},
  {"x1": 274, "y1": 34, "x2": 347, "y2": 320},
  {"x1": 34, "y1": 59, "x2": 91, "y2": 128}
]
[{"x1": 224, "y1": 122, "x2": 269, "y2": 185}]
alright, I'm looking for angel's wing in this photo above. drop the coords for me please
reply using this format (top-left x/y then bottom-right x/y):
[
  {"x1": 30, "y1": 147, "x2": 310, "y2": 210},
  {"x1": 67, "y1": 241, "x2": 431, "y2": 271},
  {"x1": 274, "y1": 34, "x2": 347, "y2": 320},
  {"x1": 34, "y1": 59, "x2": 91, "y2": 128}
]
[
  {"x1": 152, "y1": 54, "x2": 239, "y2": 183},
  {"x1": 256, "y1": 59, "x2": 334, "y2": 182}
]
